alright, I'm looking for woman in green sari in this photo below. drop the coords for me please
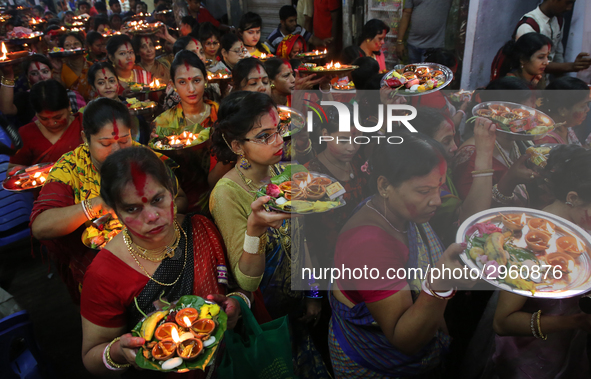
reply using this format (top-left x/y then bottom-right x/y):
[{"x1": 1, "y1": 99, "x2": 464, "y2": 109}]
[{"x1": 209, "y1": 91, "x2": 330, "y2": 378}]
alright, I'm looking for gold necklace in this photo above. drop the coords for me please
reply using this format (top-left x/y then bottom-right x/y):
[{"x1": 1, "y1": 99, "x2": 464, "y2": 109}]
[
  {"x1": 235, "y1": 165, "x2": 270, "y2": 192},
  {"x1": 322, "y1": 151, "x2": 354, "y2": 179},
  {"x1": 125, "y1": 223, "x2": 188, "y2": 287},
  {"x1": 123, "y1": 222, "x2": 181, "y2": 262}
]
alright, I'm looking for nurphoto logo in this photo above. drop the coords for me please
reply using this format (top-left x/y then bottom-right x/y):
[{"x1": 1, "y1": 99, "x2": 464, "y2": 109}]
[{"x1": 308, "y1": 102, "x2": 419, "y2": 145}]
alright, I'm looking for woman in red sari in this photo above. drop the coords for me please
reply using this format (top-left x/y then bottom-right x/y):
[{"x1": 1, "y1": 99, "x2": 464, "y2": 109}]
[
  {"x1": 9, "y1": 79, "x2": 82, "y2": 171},
  {"x1": 81, "y1": 146, "x2": 243, "y2": 378}
]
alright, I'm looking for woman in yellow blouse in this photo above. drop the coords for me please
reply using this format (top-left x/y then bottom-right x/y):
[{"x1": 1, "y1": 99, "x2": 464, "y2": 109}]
[{"x1": 153, "y1": 50, "x2": 218, "y2": 214}]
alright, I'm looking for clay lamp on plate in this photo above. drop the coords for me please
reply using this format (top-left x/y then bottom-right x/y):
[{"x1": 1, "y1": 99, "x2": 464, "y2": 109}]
[
  {"x1": 154, "y1": 322, "x2": 180, "y2": 341},
  {"x1": 527, "y1": 218, "x2": 556, "y2": 236},
  {"x1": 556, "y1": 236, "x2": 585, "y2": 257},
  {"x1": 175, "y1": 308, "x2": 199, "y2": 331},
  {"x1": 525, "y1": 231, "x2": 551, "y2": 252},
  {"x1": 190, "y1": 318, "x2": 216, "y2": 339},
  {"x1": 502, "y1": 213, "x2": 526, "y2": 232},
  {"x1": 177, "y1": 337, "x2": 203, "y2": 360},
  {"x1": 545, "y1": 252, "x2": 575, "y2": 272},
  {"x1": 305, "y1": 184, "x2": 326, "y2": 200},
  {"x1": 152, "y1": 338, "x2": 178, "y2": 361}
]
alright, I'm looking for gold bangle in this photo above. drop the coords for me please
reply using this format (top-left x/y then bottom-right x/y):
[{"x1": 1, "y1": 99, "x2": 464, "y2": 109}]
[
  {"x1": 471, "y1": 169, "x2": 495, "y2": 175},
  {"x1": 106, "y1": 337, "x2": 131, "y2": 369},
  {"x1": 1, "y1": 76, "x2": 16, "y2": 86},
  {"x1": 257, "y1": 232, "x2": 268, "y2": 255},
  {"x1": 295, "y1": 139, "x2": 313, "y2": 155},
  {"x1": 84, "y1": 199, "x2": 95, "y2": 219},
  {"x1": 227, "y1": 292, "x2": 251, "y2": 308},
  {"x1": 536, "y1": 310, "x2": 547, "y2": 340}
]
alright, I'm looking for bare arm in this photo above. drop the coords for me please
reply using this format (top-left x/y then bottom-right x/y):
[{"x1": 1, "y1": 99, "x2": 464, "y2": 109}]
[
  {"x1": 31, "y1": 196, "x2": 112, "y2": 240},
  {"x1": 395, "y1": 8, "x2": 412, "y2": 58},
  {"x1": 493, "y1": 290, "x2": 590, "y2": 337},
  {"x1": 304, "y1": 15, "x2": 313, "y2": 34},
  {"x1": 81, "y1": 317, "x2": 144, "y2": 376},
  {"x1": 0, "y1": 65, "x2": 18, "y2": 116},
  {"x1": 456, "y1": 118, "x2": 495, "y2": 223},
  {"x1": 545, "y1": 53, "x2": 591, "y2": 74}
]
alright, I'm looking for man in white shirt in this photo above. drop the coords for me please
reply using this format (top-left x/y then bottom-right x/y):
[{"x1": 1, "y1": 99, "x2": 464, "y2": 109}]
[{"x1": 515, "y1": 0, "x2": 590, "y2": 74}]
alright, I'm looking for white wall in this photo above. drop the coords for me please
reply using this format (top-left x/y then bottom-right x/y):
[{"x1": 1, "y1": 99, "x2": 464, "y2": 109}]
[
  {"x1": 461, "y1": 0, "x2": 540, "y2": 89},
  {"x1": 566, "y1": 0, "x2": 591, "y2": 82}
]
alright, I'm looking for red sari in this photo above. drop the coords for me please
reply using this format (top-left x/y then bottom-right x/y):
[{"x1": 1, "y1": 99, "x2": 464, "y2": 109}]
[{"x1": 9, "y1": 113, "x2": 83, "y2": 166}]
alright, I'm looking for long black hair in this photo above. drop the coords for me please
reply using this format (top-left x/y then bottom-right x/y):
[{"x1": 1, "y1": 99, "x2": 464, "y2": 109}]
[
  {"x1": 546, "y1": 144, "x2": 591, "y2": 203},
  {"x1": 87, "y1": 61, "x2": 118, "y2": 88},
  {"x1": 498, "y1": 32, "x2": 552, "y2": 77},
  {"x1": 367, "y1": 133, "x2": 447, "y2": 192},
  {"x1": 211, "y1": 91, "x2": 276, "y2": 164},
  {"x1": 82, "y1": 97, "x2": 132, "y2": 138},
  {"x1": 30, "y1": 79, "x2": 70, "y2": 113},
  {"x1": 543, "y1": 76, "x2": 590, "y2": 115}
]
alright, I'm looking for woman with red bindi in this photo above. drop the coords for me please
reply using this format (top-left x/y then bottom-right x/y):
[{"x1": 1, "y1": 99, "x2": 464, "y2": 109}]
[
  {"x1": 210, "y1": 91, "x2": 330, "y2": 378},
  {"x1": 79, "y1": 146, "x2": 242, "y2": 376},
  {"x1": 153, "y1": 51, "x2": 219, "y2": 214},
  {"x1": 329, "y1": 134, "x2": 475, "y2": 377},
  {"x1": 132, "y1": 35, "x2": 171, "y2": 84},
  {"x1": 106, "y1": 34, "x2": 152, "y2": 93},
  {"x1": 30, "y1": 98, "x2": 187, "y2": 304}
]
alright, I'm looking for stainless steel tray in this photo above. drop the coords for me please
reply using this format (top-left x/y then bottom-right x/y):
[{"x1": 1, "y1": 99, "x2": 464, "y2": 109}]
[{"x1": 456, "y1": 207, "x2": 591, "y2": 299}]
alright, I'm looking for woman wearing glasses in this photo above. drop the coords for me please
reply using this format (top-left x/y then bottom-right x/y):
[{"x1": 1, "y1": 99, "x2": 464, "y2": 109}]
[
  {"x1": 153, "y1": 51, "x2": 219, "y2": 214},
  {"x1": 210, "y1": 91, "x2": 330, "y2": 378},
  {"x1": 106, "y1": 34, "x2": 152, "y2": 93},
  {"x1": 219, "y1": 33, "x2": 246, "y2": 71},
  {"x1": 199, "y1": 22, "x2": 222, "y2": 64}
]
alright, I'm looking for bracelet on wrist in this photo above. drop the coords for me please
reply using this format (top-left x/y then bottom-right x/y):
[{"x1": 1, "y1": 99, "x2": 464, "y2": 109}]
[
  {"x1": 81, "y1": 200, "x2": 92, "y2": 220},
  {"x1": 243, "y1": 231, "x2": 267, "y2": 255},
  {"x1": 472, "y1": 172, "x2": 494, "y2": 178},
  {"x1": 295, "y1": 139, "x2": 313, "y2": 155},
  {"x1": 1, "y1": 76, "x2": 16, "y2": 87},
  {"x1": 471, "y1": 169, "x2": 494, "y2": 175},
  {"x1": 104, "y1": 337, "x2": 131, "y2": 370},
  {"x1": 492, "y1": 183, "x2": 516, "y2": 204},
  {"x1": 422, "y1": 279, "x2": 456, "y2": 300},
  {"x1": 227, "y1": 291, "x2": 251, "y2": 308}
]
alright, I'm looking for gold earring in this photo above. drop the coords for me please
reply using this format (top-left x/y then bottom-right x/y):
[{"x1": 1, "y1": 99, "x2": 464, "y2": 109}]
[
  {"x1": 204, "y1": 83, "x2": 208, "y2": 88},
  {"x1": 239, "y1": 155, "x2": 251, "y2": 169},
  {"x1": 270, "y1": 83, "x2": 275, "y2": 89}
]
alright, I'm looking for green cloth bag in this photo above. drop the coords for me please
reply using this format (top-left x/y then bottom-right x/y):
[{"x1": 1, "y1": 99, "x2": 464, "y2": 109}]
[{"x1": 218, "y1": 298, "x2": 297, "y2": 379}]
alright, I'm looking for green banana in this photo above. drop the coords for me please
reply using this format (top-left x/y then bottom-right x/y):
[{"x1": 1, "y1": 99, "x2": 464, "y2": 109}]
[
  {"x1": 484, "y1": 232, "x2": 508, "y2": 265},
  {"x1": 140, "y1": 310, "x2": 168, "y2": 341}
]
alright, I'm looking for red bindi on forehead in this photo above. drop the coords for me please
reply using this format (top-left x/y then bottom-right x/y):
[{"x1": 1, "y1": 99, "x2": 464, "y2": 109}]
[
  {"x1": 112, "y1": 116, "x2": 119, "y2": 140},
  {"x1": 130, "y1": 162, "x2": 147, "y2": 198},
  {"x1": 269, "y1": 108, "x2": 277, "y2": 126}
]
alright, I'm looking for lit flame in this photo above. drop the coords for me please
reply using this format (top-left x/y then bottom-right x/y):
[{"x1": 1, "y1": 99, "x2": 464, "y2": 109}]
[
  {"x1": 0, "y1": 42, "x2": 6, "y2": 61},
  {"x1": 32, "y1": 180, "x2": 37, "y2": 186},
  {"x1": 185, "y1": 140, "x2": 191, "y2": 146},
  {"x1": 520, "y1": 213, "x2": 526, "y2": 225},
  {"x1": 323, "y1": 49, "x2": 327, "y2": 54},
  {"x1": 298, "y1": 181, "x2": 306, "y2": 190},
  {"x1": 154, "y1": 79, "x2": 159, "y2": 87},
  {"x1": 334, "y1": 62, "x2": 341, "y2": 69},
  {"x1": 171, "y1": 327, "x2": 180, "y2": 343},
  {"x1": 260, "y1": 53, "x2": 266, "y2": 59},
  {"x1": 546, "y1": 222, "x2": 555, "y2": 235},
  {"x1": 15, "y1": 181, "x2": 21, "y2": 185},
  {"x1": 33, "y1": 172, "x2": 41, "y2": 178},
  {"x1": 183, "y1": 316, "x2": 192, "y2": 328},
  {"x1": 326, "y1": 61, "x2": 333, "y2": 69},
  {"x1": 306, "y1": 173, "x2": 312, "y2": 184},
  {"x1": 315, "y1": 50, "x2": 319, "y2": 55},
  {"x1": 40, "y1": 176, "x2": 46, "y2": 183}
]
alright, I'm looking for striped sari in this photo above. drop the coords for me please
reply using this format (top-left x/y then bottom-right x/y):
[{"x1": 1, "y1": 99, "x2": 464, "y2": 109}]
[{"x1": 329, "y1": 220, "x2": 451, "y2": 378}]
